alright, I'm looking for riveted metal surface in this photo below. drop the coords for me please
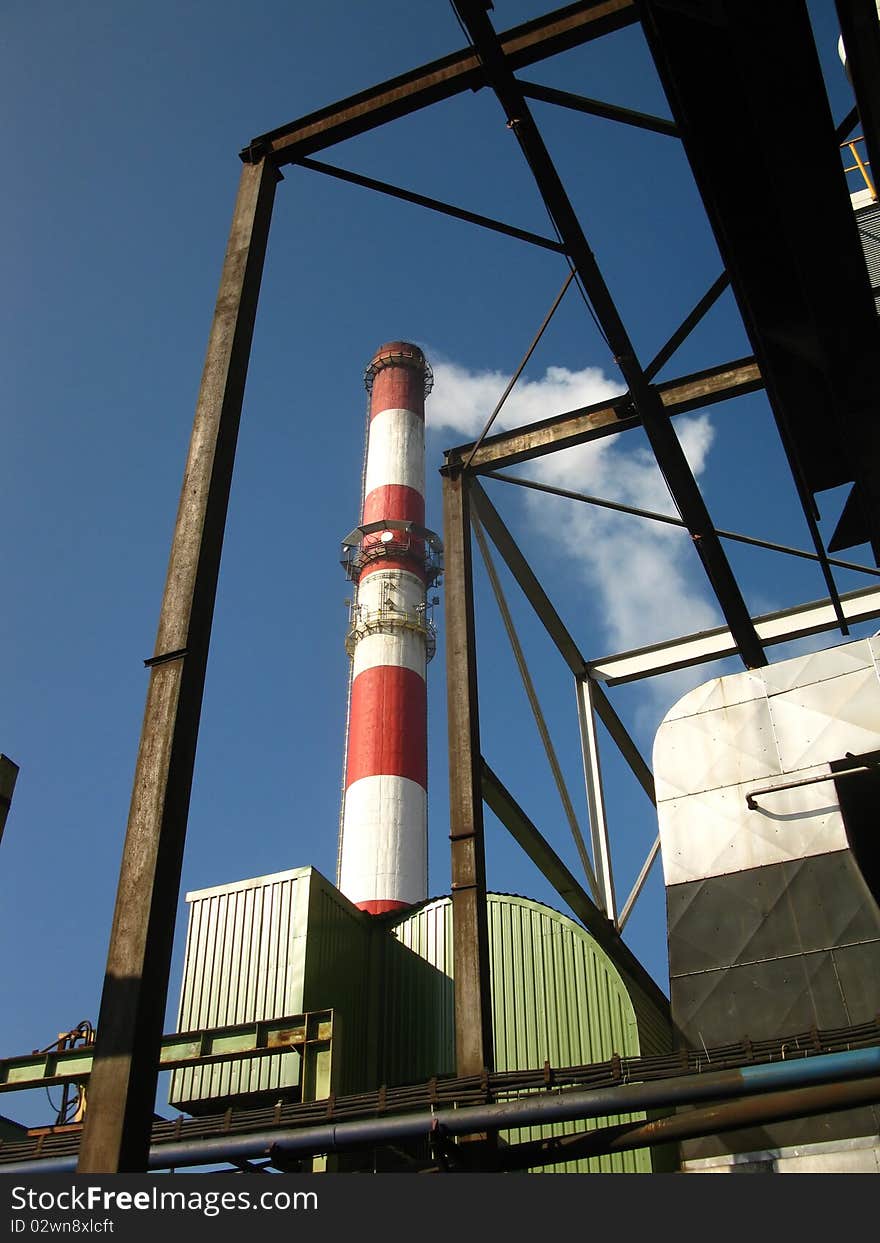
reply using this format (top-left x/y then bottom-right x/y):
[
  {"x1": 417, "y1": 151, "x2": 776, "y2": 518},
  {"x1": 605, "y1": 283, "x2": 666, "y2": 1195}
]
[
  {"x1": 672, "y1": 950, "x2": 851, "y2": 1049},
  {"x1": 668, "y1": 849, "x2": 880, "y2": 1158},
  {"x1": 658, "y1": 769, "x2": 846, "y2": 887},
  {"x1": 655, "y1": 638, "x2": 880, "y2": 884},
  {"x1": 828, "y1": 940, "x2": 880, "y2": 1021},
  {"x1": 654, "y1": 695, "x2": 782, "y2": 805},
  {"x1": 660, "y1": 671, "x2": 767, "y2": 723},
  {"x1": 759, "y1": 639, "x2": 874, "y2": 696},
  {"x1": 660, "y1": 642, "x2": 880, "y2": 1163},
  {"x1": 667, "y1": 853, "x2": 880, "y2": 977},
  {"x1": 768, "y1": 666, "x2": 880, "y2": 772},
  {"x1": 671, "y1": 939, "x2": 879, "y2": 1153}
]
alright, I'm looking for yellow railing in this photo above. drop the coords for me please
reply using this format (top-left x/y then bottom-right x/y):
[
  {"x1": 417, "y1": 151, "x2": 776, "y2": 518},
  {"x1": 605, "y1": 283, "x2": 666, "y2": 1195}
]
[{"x1": 841, "y1": 135, "x2": 876, "y2": 200}]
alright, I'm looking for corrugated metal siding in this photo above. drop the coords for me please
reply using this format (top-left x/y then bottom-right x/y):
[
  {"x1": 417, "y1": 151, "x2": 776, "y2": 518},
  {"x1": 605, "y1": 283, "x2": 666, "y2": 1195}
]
[
  {"x1": 381, "y1": 898, "x2": 455, "y2": 1085},
  {"x1": 389, "y1": 894, "x2": 670, "y2": 1172},
  {"x1": 170, "y1": 868, "x2": 312, "y2": 1110},
  {"x1": 300, "y1": 878, "x2": 376, "y2": 1096},
  {"x1": 487, "y1": 897, "x2": 640, "y2": 1070},
  {"x1": 486, "y1": 896, "x2": 651, "y2": 1174},
  {"x1": 391, "y1": 895, "x2": 452, "y2": 969},
  {"x1": 170, "y1": 867, "x2": 377, "y2": 1110},
  {"x1": 856, "y1": 202, "x2": 880, "y2": 316}
]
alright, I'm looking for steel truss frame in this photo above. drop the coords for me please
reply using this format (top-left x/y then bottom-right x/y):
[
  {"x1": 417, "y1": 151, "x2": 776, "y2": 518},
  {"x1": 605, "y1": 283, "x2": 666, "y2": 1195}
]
[{"x1": 72, "y1": 1, "x2": 880, "y2": 1171}]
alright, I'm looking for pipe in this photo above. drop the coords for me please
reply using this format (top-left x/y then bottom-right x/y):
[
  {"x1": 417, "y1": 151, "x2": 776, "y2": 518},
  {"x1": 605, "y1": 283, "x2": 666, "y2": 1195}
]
[
  {"x1": 495, "y1": 1074, "x2": 880, "y2": 1171},
  {"x1": 5, "y1": 1045, "x2": 879, "y2": 1175}
]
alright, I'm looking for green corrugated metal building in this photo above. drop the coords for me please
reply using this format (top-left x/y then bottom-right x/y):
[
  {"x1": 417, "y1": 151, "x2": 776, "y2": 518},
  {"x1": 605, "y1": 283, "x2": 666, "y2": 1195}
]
[
  {"x1": 170, "y1": 868, "x2": 376, "y2": 1110},
  {"x1": 385, "y1": 894, "x2": 671, "y2": 1172},
  {"x1": 171, "y1": 868, "x2": 672, "y2": 1171}
]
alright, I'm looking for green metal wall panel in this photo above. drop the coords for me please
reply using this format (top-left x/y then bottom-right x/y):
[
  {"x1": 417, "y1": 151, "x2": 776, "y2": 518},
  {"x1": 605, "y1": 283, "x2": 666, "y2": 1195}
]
[
  {"x1": 389, "y1": 893, "x2": 671, "y2": 1173},
  {"x1": 486, "y1": 896, "x2": 651, "y2": 1173},
  {"x1": 170, "y1": 868, "x2": 314, "y2": 1111},
  {"x1": 389, "y1": 895, "x2": 453, "y2": 970},
  {"x1": 380, "y1": 902, "x2": 455, "y2": 1086},
  {"x1": 170, "y1": 867, "x2": 375, "y2": 1111},
  {"x1": 300, "y1": 872, "x2": 377, "y2": 1096}
]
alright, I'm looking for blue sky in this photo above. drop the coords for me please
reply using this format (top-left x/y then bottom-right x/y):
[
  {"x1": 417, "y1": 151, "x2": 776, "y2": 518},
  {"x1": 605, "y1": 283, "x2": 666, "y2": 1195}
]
[{"x1": 1, "y1": 2, "x2": 872, "y2": 1128}]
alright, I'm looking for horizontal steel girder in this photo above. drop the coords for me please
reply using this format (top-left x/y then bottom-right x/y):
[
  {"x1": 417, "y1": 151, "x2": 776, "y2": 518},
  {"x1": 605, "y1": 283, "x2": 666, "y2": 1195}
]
[
  {"x1": 242, "y1": 1, "x2": 637, "y2": 163},
  {"x1": 444, "y1": 357, "x2": 761, "y2": 473},
  {"x1": 588, "y1": 584, "x2": 880, "y2": 685}
]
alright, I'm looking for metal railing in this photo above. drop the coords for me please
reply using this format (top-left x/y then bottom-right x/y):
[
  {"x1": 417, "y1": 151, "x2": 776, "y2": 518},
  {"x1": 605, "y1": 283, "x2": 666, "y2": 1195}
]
[{"x1": 842, "y1": 134, "x2": 876, "y2": 200}]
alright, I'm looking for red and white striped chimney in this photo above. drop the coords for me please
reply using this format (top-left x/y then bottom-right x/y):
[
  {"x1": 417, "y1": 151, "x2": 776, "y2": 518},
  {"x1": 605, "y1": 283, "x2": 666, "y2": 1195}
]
[{"x1": 338, "y1": 342, "x2": 441, "y2": 914}]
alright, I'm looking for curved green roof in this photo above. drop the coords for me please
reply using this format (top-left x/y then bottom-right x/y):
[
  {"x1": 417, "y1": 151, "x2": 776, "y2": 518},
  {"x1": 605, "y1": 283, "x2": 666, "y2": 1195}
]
[{"x1": 388, "y1": 893, "x2": 671, "y2": 1173}]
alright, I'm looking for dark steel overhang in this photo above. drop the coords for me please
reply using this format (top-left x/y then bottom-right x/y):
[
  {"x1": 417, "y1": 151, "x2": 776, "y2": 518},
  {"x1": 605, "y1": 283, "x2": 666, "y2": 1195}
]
[{"x1": 640, "y1": 0, "x2": 880, "y2": 559}]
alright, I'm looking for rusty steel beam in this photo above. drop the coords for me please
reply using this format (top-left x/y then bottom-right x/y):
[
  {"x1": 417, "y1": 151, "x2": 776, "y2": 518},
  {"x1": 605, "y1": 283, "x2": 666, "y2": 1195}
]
[
  {"x1": 77, "y1": 158, "x2": 279, "y2": 1173},
  {"x1": 442, "y1": 470, "x2": 494, "y2": 1078},
  {"x1": 444, "y1": 357, "x2": 761, "y2": 473},
  {"x1": 481, "y1": 760, "x2": 605, "y2": 933},
  {"x1": 242, "y1": 1, "x2": 637, "y2": 164}
]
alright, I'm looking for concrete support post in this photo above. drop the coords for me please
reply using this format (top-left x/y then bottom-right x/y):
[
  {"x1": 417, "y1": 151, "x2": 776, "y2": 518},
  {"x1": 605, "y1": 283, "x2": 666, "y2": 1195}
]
[{"x1": 77, "y1": 157, "x2": 279, "y2": 1172}]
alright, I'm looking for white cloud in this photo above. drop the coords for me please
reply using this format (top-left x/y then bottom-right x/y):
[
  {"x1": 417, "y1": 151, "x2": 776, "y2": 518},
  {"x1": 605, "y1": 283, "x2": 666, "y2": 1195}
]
[
  {"x1": 426, "y1": 355, "x2": 723, "y2": 718},
  {"x1": 427, "y1": 357, "x2": 621, "y2": 440}
]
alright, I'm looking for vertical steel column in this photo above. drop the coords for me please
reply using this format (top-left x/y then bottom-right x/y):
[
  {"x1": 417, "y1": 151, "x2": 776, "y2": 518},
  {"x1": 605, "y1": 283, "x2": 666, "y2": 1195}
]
[
  {"x1": 442, "y1": 468, "x2": 493, "y2": 1078},
  {"x1": 77, "y1": 157, "x2": 279, "y2": 1173},
  {"x1": 575, "y1": 676, "x2": 616, "y2": 921}
]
